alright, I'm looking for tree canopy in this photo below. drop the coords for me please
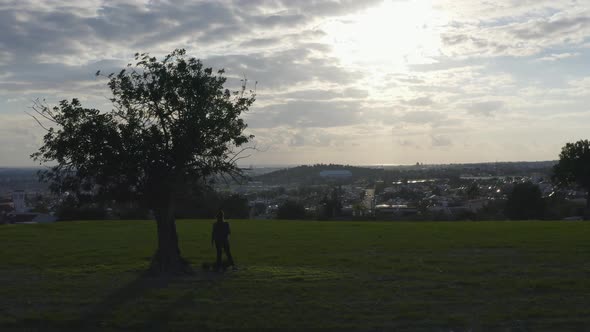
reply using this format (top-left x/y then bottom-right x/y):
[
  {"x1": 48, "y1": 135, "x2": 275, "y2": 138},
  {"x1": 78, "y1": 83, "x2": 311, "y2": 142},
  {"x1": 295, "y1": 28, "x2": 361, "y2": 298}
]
[
  {"x1": 553, "y1": 140, "x2": 590, "y2": 189},
  {"x1": 553, "y1": 139, "x2": 590, "y2": 218},
  {"x1": 32, "y1": 49, "x2": 256, "y2": 273},
  {"x1": 504, "y1": 182, "x2": 545, "y2": 220},
  {"x1": 277, "y1": 200, "x2": 306, "y2": 220}
]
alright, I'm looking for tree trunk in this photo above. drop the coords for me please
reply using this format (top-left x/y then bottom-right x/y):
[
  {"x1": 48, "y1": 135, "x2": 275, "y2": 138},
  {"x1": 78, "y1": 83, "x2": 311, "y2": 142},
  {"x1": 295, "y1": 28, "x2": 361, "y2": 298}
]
[
  {"x1": 149, "y1": 198, "x2": 192, "y2": 275},
  {"x1": 586, "y1": 190, "x2": 590, "y2": 221}
]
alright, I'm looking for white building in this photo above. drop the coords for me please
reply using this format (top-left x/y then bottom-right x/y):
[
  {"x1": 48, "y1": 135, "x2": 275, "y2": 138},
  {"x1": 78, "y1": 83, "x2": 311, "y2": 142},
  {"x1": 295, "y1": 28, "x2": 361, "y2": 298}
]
[{"x1": 11, "y1": 190, "x2": 26, "y2": 213}]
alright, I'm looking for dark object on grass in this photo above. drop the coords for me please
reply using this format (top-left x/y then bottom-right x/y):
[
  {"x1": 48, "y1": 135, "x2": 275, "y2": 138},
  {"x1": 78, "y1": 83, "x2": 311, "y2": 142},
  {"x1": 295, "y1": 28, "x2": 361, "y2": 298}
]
[{"x1": 202, "y1": 260, "x2": 233, "y2": 272}]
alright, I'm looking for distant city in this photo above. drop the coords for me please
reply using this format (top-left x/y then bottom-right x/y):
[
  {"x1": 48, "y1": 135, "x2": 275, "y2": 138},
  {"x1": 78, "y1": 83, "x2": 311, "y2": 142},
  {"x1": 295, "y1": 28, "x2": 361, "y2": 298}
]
[{"x1": 2, "y1": 159, "x2": 587, "y2": 223}]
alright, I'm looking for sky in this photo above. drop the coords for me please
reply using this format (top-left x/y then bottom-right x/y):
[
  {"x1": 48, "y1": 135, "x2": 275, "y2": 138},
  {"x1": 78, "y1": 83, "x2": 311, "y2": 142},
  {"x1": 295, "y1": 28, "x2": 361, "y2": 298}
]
[{"x1": 0, "y1": 0, "x2": 589, "y2": 167}]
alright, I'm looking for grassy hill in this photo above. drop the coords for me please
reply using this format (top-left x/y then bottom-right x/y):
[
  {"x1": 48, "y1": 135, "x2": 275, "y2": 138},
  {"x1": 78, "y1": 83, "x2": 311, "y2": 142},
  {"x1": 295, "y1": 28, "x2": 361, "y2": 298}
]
[{"x1": 1, "y1": 219, "x2": 590, "y2": 330}]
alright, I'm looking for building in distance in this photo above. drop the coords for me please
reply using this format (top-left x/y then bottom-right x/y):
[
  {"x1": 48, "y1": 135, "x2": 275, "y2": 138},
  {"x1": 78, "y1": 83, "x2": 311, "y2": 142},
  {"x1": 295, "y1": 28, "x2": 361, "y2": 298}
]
[{"x1": 319, "y1": 170, "x2": 352, "y2": 178}]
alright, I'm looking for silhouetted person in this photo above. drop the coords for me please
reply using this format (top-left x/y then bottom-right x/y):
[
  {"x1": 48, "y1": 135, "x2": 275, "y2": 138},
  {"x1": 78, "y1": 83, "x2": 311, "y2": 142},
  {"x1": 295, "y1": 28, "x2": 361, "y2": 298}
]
[{"x1": 212, "y1": 209, "x2": 235, "y2": 271}]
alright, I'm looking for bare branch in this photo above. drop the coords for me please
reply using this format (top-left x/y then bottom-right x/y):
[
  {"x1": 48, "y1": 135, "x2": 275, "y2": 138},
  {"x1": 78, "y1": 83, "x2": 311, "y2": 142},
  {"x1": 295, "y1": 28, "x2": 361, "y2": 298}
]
[
  {"x1": 30, "y1": 99, "x2": 58, "y2": 124},
  {"x1": 228, "y1": 144, "x2": 260, "y2": 164},
  {"x1": 25, "y1": 111, "x2": 50, "y2": 131}
]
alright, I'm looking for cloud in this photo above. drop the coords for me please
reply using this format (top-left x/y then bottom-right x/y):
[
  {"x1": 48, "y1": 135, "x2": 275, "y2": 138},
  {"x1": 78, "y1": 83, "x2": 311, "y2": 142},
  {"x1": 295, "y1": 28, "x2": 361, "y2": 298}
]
[
  {"x1": 535, "y1": 52, "x2": 580, "y2": 62},
  {"x1": 206, "y1": 48, "x2": 361, "y2": 89},
  {"x1": 287, "y1": 128, "x2": 336, "y2": 148},
  {"x1": 397, "y1": 138, "x2": 421, "y2": 149},
  {"x1": 401, "y1": 111, "x2": 447, "y2": 125},
  {"x1": 0, "y1": 60, "x2": 121, "y2": 96},
  {"x1": 511, "y1": 13, "x2": 590, "y2": 40},
  {"x1": 401, "y1": 97, "x2": 435, "y2": 107},
  {"x1": 0, "y1": 1, "x2": 329, "y2": 66},
  {"x1": 440, "y1": 6, "x2": 590, "y2": 58},
  {"x1": 430, "y1": 135, "x2": 452, "y2": 147},
  {"x1": 278, "y1": 87, "x2": 368, "y2": 101},
  {"x1": 248, "y1": 100, "x2": 363, "y2": 128},
  {"x1": 0, "y1": 113, "x2": 45, "y2": 165},
  {"x1": 289, "y1": 132, "x2": 305, "y2": 147},
  {"x1": 463, "y1": 100, "x2": 505, "y2": 116},
  {"x1": 239, "y1": 37, "x2": 282, "y2": 48},
  {"x1": 271, "y1": 0, "x2": 383, "y2": 17}
]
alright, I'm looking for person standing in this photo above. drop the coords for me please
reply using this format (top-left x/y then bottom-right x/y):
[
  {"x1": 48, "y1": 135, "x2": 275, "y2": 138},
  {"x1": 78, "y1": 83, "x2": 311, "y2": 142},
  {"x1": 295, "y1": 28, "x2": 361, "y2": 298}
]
[{"x1": 211, "y1": 209, "x2": 236, "y2": 271}]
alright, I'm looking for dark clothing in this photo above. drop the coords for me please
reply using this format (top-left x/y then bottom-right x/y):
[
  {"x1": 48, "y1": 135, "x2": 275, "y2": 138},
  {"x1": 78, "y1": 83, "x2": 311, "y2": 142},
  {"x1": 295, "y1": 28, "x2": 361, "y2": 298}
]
[
  {"x1": 212, "y1": 221, "x2": 234, "y2": 268},
  {"x1": 212, "y1": 221, "x2": 231, "y2": 242},
  {"x1": 215, "y1": 239, "x2": 234, "y2": 268}
]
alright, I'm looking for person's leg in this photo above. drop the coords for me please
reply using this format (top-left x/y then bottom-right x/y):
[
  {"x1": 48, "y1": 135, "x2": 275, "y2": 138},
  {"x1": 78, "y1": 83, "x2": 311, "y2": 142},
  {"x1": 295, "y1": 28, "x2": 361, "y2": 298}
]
[
  {"x1": 223, "y1": 241, "x2": 234, "y2": 266},
  {"x1": 215, "y1": 241, "x2": 223, "y2": 269}
]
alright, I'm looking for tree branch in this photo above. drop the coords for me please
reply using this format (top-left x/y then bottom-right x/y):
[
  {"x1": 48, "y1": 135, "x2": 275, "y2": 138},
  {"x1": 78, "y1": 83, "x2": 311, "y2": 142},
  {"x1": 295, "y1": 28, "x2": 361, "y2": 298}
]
[{"x1": 25, "y1": 111, "x2": 50, "y2": 131}]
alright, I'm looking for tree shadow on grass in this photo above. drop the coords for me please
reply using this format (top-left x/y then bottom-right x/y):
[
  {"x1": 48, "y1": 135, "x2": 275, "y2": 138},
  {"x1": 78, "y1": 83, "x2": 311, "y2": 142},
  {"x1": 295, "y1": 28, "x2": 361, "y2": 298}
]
[
  {"x1": 72, "y1": 268, "x2": 232, "y2": 331},
  {"x1": 2, "y1": 267, "x2": 233, "y2": 332},
  {"x1": 75, "y1": 271, "x2": 174, "y2": 330},
  {"x1": 138, "y1": 291, "x2": 199, "y2": 331}
]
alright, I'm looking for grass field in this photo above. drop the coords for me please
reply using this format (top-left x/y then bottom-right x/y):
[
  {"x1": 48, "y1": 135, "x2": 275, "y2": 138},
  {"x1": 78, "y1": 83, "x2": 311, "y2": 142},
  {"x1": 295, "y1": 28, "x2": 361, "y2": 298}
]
[{"x1": 1, "y1": 219, "x2": 590, "y2": 331}]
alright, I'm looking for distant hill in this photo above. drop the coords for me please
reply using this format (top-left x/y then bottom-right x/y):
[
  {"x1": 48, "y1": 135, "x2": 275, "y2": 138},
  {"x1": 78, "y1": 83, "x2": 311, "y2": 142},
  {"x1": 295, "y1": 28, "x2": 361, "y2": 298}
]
[
  {"x1": 253, "y1": 161, "x2": 557, "y2": 186},
  {"x1": 253, "y1": 164, "x2": 384, "y2": 185}
]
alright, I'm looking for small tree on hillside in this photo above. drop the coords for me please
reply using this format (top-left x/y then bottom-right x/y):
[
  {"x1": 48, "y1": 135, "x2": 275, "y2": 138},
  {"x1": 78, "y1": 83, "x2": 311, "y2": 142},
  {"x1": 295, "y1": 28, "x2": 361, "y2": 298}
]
[
  {"x1": 31, "y1": 49, "x2": 255, "y2": 274},
  {"x1": 553, "y1": 140, "x2": 590, "y2": 219},
  {"x1": 505, "y1": 182, "x2": 545, "y2": 220},
  {"x1": 277, "y1": 200, "x2": 306, "y2": 220},
  {"x1": 465, "y1": 182, "x2": 480, "y2": 200}
]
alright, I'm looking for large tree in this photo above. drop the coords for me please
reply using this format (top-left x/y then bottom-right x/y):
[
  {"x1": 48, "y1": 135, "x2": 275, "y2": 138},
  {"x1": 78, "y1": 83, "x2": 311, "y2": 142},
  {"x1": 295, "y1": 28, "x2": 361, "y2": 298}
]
[
  {"x1": 31, "y1": 49, "x2": 255, "y2": 274},
  {"x1": 553, "y1": 139, "x2": 590, "y2": 219}
]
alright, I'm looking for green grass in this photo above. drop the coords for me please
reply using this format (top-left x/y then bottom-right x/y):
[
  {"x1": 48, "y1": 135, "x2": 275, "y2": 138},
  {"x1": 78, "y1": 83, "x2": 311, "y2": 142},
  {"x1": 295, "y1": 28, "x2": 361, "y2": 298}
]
[{"x1": 1, "y1": 219, "x2": 590, "y2": 331}]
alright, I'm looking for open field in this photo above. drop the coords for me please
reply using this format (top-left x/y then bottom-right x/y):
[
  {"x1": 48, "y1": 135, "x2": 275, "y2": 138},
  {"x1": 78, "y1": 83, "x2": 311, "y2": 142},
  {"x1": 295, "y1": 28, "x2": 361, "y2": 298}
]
[{"x1": 1, "y1": 219, "x2": 590, "y2": 331}]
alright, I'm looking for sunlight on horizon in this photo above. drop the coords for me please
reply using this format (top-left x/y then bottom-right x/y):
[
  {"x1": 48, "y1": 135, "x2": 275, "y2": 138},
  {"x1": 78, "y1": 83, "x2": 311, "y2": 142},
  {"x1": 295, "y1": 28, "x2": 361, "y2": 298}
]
[{"x1": 322, "y1": 0, "x2": 445, "y2": 74}]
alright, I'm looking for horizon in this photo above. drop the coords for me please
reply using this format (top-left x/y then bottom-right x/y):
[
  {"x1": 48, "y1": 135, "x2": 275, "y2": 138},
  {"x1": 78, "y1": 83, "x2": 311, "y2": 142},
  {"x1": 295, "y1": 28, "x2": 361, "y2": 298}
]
[
  {"x1": 0, "y1": 159, "x2": 558, "y2": 170},
  {"x1": 1, "y1": 1, "x2": 589, "y2": 166}
]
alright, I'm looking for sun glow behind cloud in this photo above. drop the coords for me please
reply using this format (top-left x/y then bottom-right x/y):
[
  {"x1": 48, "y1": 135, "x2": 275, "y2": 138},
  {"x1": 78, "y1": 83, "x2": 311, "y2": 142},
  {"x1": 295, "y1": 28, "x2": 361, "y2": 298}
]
[{"x1": 322, "y1": 0, "x2": 445, "y2": 73}]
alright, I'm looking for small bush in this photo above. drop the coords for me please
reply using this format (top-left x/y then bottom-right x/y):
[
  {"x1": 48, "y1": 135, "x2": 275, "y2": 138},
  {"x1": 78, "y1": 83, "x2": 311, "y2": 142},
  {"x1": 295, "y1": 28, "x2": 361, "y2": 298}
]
[{"x1": 277, "y1": 200, "x2": 306, "y2": 220}]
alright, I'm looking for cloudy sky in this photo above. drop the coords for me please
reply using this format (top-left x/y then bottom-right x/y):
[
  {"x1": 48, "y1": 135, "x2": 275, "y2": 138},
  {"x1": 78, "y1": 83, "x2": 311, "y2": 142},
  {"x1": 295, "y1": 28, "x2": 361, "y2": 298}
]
[{"x1": 1, "y1": 0, "x2": 589, "y2": 167}]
